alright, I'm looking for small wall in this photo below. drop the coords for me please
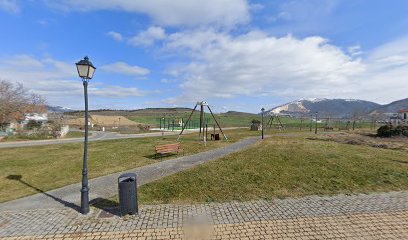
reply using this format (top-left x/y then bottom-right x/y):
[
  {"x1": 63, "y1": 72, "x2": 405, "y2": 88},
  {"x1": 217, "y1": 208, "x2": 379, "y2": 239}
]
[{"x1": 60, "y1": 125, "x2": 70, "y2": 138}]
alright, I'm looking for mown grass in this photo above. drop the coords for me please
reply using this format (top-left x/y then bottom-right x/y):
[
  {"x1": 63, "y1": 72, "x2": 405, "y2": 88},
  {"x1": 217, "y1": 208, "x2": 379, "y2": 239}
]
[
  {"x1": 137, "y1": 134, "x2": 408, "y2": 204},
  {"x1": 0, "y1": 128, "x2": 260, "y2": 203},
  {"x1": 64, "y1": 131, "x2": 85, "y2": 138},
  {"x1": 1, "y1": 131, "x2": 85, "y2": 142},
  {"x1": 128, "y1": 112, "x2": 372, "y2": 130}
]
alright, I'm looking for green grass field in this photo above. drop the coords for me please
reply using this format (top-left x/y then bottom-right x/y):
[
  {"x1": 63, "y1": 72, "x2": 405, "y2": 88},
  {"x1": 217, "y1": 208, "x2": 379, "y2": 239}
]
[
  {"x1": 0, "y1": 128, "x2": 260, "y2": 203},
  {"x1": 67, "y1": 108, "x2": 376, "y2": 130},
  {"x1": 128, "y1": 112, "x2": 372, "y2": 130},
  {"x1": 136, "y1": 134, "x2": 408, "y2": 204},
  {"x1": 1, "y1": 131, "x2": 85, "y2": 142}
]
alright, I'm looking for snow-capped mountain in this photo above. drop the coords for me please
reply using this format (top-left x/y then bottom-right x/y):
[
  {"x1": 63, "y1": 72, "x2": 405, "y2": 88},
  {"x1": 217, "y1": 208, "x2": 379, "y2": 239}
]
[
  {"x1": 47, "y1": 106, "x2": 73, "y2": 113},
  {"x1": 268, "y1": 99, "x2": 381, "y2": 118}
]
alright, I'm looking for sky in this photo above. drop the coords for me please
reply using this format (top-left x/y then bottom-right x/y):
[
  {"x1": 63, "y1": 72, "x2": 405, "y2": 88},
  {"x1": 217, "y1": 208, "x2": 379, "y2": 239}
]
[{"x1": 0, "y1": 0, "x2": 408, "y2": 113}]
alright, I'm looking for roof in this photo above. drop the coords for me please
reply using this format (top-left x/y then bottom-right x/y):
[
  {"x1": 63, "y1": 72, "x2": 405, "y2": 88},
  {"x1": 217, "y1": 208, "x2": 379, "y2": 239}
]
[{"x1": 398, "y1": 109, "x2": 408, "y2": 113}]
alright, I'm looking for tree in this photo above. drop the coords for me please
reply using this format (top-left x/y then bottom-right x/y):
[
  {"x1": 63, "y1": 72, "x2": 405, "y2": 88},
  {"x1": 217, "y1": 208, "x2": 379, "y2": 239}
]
[
  {"x1": 251, "y1": 119, "x2": 261, "y2": 125},
  {"x1": 26, "y1": 120, "x2": 42, "y2": 130},
  {"x1": 0, "y1": 80, "x2": 46, "y2": 129}
]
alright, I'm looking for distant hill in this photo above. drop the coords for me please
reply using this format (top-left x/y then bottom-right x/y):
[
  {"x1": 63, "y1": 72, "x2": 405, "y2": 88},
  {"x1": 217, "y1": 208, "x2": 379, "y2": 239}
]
[
  {"x1": 64, "y1": 108, "x2": 195, "y2": 117},
  {"x1": 223, "y1": 111, "x2": 257, "y2": 117},
  {"x1": 269, "y1": 99, "x2": 381, "y2": 118},
  {"x1": 369, "y1": 98, "x2": 408, "y2": 116}
]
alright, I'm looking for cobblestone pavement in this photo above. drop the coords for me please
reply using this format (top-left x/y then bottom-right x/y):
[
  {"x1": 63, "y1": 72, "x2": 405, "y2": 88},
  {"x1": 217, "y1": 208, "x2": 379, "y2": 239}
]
[{"x1": 1, "y1": 191, "x2": 407, "y2": 239}]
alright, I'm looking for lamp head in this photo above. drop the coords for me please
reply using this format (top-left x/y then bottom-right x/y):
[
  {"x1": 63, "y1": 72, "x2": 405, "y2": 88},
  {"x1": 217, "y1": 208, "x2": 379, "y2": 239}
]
[{"x1": 76, "y1": 56, "x2": 96, "y2": 80}]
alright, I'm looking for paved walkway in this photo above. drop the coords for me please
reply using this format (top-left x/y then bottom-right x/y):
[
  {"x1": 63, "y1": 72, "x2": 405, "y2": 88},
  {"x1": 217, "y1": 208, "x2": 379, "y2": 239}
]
[
  {"x1": 0, "y1": 128, "x2": 244, "y2": 149},
  {"x1": 0, "y1": 137, "x2": 260, "y2": 211},
  {"x1": 1, "y1": 191, "x2": 407, "y2": 239},
  {"x1": 0, "y1": 130, "x2": 179, "y2": 149}
]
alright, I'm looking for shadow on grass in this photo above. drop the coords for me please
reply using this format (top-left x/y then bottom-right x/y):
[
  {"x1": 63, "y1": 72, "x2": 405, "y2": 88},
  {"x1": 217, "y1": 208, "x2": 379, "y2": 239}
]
[
  {"x1": 143, "y1": 153, "x2": 178, "y2": 159},
  {"x1": 6, "y1": 174, "x2": 80, "y2": 212}
]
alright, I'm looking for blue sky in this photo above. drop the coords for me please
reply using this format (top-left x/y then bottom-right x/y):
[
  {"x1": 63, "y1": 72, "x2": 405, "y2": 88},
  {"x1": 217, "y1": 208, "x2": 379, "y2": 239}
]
[{"x1": 1, "y1": 0, "x2": 408, "y2": 113}]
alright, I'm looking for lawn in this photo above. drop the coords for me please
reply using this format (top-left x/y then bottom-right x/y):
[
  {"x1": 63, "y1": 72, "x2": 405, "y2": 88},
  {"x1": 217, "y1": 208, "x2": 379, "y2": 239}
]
[
  {"x1": 137, "y1": 134, "x2": 408, "y2": 204},
  {"x1": 1, "y1": 131, "x2": 85, "y2": 142},
  {"x1": 0, "y1": 128, "x2": 260, "y2": 203}
]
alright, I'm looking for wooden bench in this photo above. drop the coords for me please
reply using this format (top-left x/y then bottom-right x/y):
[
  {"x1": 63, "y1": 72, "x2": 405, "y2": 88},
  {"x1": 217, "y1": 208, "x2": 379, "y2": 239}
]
[{"x1": 154, "y1": 143, "x2": 183, "y2": 158}]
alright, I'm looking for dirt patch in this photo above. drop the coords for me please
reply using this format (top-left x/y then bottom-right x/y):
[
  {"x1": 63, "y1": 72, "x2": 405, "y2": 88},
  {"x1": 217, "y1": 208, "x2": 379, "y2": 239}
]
[
  {"x1": 67, "y1": 115, "x2": 146, "y2": 127},
  {"x1": 307, "y1": 132, "x2": 408, "y2": 151}
]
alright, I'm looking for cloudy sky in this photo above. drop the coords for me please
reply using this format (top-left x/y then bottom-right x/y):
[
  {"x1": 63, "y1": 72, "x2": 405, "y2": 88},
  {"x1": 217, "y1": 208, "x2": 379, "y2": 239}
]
[{"x1": 0, "y1": 0, "x2": 407, "y2": 112}]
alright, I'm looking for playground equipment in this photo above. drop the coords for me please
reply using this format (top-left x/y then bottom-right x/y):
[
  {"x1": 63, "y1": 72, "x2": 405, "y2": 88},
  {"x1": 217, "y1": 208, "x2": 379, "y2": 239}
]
[
  {"x1": 266, "y1": 113, "x2": 285, "y2": 130},
  {"x1": 177, "y1": 101, "x2": 228, "y2": 143}
]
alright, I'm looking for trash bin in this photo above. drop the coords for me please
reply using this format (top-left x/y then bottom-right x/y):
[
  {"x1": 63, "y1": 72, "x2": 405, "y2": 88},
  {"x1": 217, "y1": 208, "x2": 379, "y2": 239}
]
[
  {"x1": 118, "y1": 173, "x2": 138, "y2": 215},
  {"x1": 214, "y1": 133, "x2": 220, "y2": 141}
]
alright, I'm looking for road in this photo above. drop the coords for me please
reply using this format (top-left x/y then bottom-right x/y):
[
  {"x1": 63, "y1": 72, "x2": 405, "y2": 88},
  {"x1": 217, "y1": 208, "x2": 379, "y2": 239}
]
[{"x1": 0, "y1": 128, "x2": 242, "y2": 149}]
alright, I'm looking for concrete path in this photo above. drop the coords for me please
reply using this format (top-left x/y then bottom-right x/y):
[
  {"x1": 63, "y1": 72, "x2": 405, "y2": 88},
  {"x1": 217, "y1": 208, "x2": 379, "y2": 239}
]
[
  {"x1": 0, "y1": 130, "x2": 178, "y2": 149},
  {"x1": 0, "y1": 128, "x2": 243, "y2": 149},
  {"x1": 1, "y1": 191, "x2": 407, "y2": 239},
  {"x1": 0, "y1": 136, "x2": 260, "y2": 212}
]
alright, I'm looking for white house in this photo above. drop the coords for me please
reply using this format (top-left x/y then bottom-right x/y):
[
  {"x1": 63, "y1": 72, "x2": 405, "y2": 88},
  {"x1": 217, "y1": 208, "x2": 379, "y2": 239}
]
[
  {"x1": 23, "y1": 113, "x2": 48, "y2": 124},
  {"x1": 390, "y1": 109, "x2": 408, "y2": 125},
  {"x1": 398, "y1": 109, "x2": 408, "y2": 123}
]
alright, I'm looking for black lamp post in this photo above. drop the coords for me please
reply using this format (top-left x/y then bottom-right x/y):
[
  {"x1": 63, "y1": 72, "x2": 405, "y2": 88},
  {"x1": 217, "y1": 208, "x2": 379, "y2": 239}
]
[
  {"x1": 315, "y1": 112, "x2": 318, "y2": 134},
  {"x1": 261, "y1": 108, "x2": 265, "y2": 139},
  {"x1": 76, "y1": 56, "x2": 96, "y2": 215}
]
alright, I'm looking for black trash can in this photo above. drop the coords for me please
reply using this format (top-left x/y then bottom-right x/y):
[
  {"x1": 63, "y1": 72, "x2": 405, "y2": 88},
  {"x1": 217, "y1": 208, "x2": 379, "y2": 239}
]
[{"x1": 118, "y1": 173, "x2": 138, "y2": 215}]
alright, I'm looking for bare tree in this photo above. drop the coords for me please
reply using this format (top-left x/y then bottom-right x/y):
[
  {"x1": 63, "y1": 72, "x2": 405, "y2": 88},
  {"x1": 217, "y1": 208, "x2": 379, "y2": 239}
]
[{"x1": 0, "y1": 80, "x2": 46, "y2": 129}]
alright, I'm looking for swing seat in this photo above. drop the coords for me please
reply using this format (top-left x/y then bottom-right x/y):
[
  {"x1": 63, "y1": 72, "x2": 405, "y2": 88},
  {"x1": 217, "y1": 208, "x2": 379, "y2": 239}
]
[{"x1": 211, "y1": 133, "x2": 220, "y2": 140}]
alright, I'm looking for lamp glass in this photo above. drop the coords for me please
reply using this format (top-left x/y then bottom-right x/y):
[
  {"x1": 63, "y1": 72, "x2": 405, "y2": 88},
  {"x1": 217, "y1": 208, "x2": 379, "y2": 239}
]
[
  {"x1": 77, "y1": 64, "x2": 90, "y2": 79},
  {"x1": 87, "y1": 65, "x2": 96, "y2": 79}
]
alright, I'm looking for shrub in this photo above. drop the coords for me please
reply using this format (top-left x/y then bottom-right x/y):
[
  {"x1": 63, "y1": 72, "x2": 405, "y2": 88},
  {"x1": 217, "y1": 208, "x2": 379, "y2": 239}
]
[
  {"x1": 251, "y1": 119, "x2": 261, "y2": 125},
  {"x1": 26, "y1": 120, "x2": 42, "y2": 130},
  {"x1": 377, "y1": 125, "x2": 408, "y2": 137}
]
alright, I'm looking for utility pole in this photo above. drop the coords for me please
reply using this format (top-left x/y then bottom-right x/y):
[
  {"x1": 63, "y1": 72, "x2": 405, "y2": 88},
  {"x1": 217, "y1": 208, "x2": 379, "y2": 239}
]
[
  {"x1": 315, "y1": 112, "x2": 318, "y2": 134},
  {"x1": 261, "y1": 108, "x2": 265, "y2": 139}
]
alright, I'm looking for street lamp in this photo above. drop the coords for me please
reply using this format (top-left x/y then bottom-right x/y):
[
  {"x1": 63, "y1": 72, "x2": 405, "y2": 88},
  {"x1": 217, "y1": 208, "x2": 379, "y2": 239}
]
[
  {"x1": 76, "y1": 56, "x2": 96, "y2": 215},
  {"x1": 315, "y1": 112, "x2": 318, "y2": 134},
  {"x1": 261, "y1": 108, "x2": 265, "y2": 139}
]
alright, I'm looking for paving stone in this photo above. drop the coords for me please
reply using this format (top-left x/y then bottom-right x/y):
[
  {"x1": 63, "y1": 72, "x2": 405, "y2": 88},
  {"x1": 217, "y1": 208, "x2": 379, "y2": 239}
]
[{"x1": 1, "y1": 191, "x2": 407, "y2": 239}]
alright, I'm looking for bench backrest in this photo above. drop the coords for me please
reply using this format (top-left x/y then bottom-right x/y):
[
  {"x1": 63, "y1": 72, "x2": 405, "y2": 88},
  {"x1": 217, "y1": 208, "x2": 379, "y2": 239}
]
[{"x1": 155, "y1": 143, "x2": 181, "y2": 151}]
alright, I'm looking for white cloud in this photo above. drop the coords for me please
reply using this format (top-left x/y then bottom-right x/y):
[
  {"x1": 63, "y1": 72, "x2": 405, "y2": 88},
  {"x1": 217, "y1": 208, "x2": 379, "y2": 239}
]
[
  {"x1": 0, "y1": 0, "x2": 19, "y2": 13},
  {"x1": 348, "y1": 45, "x2": 362, "y2": 56},
  {"x1": 46, "y1": 0, "x2": 250, "y2": 27},
  {"x1": 161, "y1": 29, "x2": 365, "y2": 103},
  {"x1": 106, "y1": 31, "x2": 123, "y2": 42},
  {"x1": 91, "y1": 86, "x2": 145, "y2": 98},
  {"x1": 128, "y1": 26, "x2": 166, "y2": 46},
  {"x1": 160, "y1": 78, "x2": 177, "y2": 84},
  {"x1": 354, "y1": 36, "x2": 408, "y2": 103},
  {"x1": 100, "y1": 62, "x2": 150, "y2": 76},
  {"x1": 0, "y1": 55, "x2": 148, "y2": 108},
  {"x1": 158, "y1": 29, "x2": 408, "y2": 105}
]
